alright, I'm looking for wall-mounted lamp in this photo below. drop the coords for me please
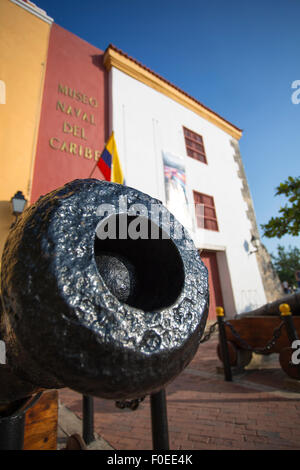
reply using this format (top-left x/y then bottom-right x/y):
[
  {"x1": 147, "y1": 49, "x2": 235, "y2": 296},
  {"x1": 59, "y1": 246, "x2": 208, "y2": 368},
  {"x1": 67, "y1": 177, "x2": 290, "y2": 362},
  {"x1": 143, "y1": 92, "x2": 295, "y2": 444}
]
[
  {"x1": 10, "y1": 191, "x2": 27, "y2": 227},
  {"x1": 249, "y1": 234, "x2": 260, "y2": 254}
]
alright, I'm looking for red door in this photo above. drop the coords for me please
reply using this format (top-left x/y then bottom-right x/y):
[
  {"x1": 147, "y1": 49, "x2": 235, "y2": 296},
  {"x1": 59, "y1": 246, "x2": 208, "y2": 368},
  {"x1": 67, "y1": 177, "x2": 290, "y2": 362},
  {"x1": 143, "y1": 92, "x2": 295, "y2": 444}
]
[{"x1": 200, "y1": 250, "x2": 224, "y2": 321}]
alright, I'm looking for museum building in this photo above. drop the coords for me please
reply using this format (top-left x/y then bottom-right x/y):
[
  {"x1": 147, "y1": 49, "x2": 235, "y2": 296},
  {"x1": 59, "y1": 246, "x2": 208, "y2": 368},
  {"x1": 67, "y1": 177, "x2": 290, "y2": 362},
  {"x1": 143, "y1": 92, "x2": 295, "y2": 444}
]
[{"x1": 0, "y1": 0, "x2": 283, "y2": 320}]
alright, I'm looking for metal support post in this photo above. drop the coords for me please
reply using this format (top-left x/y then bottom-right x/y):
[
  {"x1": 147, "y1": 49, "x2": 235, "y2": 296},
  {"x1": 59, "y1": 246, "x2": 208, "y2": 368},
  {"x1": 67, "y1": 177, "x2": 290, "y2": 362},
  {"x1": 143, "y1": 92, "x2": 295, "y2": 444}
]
[
  {"x1": 150, "y1": 389, "x2": 169, "y2": 450},
  {"x1": 280, "y1": 303, "x2": 299, "y2": 344},
  {"x1": 216, "y1": 307, "x2": 232, "y2": 382},
  {"x1": 82, "y1": 395, "x2": 94, "y2": 445}
]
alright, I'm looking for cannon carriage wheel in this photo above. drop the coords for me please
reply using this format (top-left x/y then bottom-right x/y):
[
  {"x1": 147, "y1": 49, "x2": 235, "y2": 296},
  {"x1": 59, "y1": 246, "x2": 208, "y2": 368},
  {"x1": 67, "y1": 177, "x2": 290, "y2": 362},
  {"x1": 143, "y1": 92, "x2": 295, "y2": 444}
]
[
  {"x1": 217, "y1": 341, "x2": 252, "y2": 369},
  {"x1": 279, "y1": 347, "x2": 300, "y2": 380}
]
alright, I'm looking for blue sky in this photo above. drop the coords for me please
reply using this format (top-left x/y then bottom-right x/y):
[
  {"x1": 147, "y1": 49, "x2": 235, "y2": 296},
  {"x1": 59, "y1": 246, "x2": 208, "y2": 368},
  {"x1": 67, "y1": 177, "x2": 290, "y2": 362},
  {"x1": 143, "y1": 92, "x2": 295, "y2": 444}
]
[{"x1": 35, "y1": 0, "x2": 300, "y2": 256}]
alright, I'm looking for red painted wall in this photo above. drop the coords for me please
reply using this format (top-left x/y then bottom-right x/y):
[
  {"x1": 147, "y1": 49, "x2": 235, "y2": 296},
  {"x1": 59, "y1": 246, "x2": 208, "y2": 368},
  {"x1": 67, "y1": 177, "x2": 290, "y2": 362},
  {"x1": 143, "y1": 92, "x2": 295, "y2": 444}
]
[{"x1": 31, "y1": 24, "x2": 107, "y2": 203}]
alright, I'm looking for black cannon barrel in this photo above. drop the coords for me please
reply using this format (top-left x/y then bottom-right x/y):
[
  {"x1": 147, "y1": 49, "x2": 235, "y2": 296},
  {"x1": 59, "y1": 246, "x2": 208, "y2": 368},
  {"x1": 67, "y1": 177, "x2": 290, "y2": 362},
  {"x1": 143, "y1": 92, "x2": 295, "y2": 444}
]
[
  {"x1": 238, "y1": 292, "x2": 300, "y2": 318},
  {"x1": 0, "y1": 179, "x2": 209, "y2": 402}
]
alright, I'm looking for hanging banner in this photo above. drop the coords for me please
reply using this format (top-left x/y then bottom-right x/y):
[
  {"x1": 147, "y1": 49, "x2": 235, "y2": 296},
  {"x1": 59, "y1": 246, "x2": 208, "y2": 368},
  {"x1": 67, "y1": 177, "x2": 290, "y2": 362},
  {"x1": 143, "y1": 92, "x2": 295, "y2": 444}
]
[{"x1": 162, "y1": 151, "x2": 193, "y2": 231}]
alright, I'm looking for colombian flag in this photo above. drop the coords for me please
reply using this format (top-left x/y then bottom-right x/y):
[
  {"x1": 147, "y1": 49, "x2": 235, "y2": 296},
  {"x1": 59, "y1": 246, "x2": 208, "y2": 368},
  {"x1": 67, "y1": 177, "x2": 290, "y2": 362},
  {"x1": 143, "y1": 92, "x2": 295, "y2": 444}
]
[{"x1": 97, "y1": 132, "x2": 124, "y2": 184}]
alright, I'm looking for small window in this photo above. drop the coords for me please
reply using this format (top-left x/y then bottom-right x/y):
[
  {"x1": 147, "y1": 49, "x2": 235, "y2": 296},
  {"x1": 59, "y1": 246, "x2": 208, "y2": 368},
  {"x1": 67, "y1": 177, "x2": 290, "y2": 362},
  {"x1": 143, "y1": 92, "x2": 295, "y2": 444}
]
[
  {"x1": 193, "y1": 191, "x2": 218, "y2": 231},
  {"x1": 183, "y1": 127, "x2": 207, "y2": 163}
]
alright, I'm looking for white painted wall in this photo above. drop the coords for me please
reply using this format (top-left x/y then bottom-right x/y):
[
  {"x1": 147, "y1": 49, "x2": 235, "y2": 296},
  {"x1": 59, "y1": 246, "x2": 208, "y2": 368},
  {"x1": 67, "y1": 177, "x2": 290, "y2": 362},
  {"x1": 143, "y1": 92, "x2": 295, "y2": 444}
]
[{"x1": 110, "y1": 67, "x2": 266, "y2": 314}]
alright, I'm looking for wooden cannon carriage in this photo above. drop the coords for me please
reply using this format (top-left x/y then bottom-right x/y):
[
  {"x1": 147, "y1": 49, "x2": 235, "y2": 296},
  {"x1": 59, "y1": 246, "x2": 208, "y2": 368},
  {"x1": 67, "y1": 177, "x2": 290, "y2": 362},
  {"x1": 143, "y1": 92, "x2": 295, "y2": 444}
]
[{"x1": 217, "y1": 293, "x2": 300, "y2": 379}]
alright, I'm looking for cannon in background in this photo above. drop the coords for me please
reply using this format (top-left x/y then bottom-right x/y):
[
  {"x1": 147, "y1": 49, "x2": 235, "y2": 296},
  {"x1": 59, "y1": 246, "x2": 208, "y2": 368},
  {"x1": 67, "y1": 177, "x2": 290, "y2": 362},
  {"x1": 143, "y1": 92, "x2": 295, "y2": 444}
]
[
  {"x1": 0, "y1": 179, "x2": 209, "y2": 406},
  {"x1": 236, "y1": 292, "x2": 300, "y2": 318},
  {"x1": 217, "y1": 293, "x2": 300, "y2": 378}
]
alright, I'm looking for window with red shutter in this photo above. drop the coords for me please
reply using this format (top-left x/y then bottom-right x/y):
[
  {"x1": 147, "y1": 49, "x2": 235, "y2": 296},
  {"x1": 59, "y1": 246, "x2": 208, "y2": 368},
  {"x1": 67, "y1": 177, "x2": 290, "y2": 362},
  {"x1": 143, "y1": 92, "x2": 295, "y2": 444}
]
[
  {"x1": 193, "y1": 190, "x2": 219, "y2": 231},
  {"x1": 183, "y1": 127, "x2": 207, "y2": 163}
]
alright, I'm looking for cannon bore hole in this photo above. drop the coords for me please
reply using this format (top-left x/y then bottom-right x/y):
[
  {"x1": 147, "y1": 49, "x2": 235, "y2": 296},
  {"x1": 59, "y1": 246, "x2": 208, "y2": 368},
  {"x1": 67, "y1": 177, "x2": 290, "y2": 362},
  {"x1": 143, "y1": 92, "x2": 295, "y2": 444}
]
[{"x1": 94, "y1": 215, "x2": 185, "y2": 311}]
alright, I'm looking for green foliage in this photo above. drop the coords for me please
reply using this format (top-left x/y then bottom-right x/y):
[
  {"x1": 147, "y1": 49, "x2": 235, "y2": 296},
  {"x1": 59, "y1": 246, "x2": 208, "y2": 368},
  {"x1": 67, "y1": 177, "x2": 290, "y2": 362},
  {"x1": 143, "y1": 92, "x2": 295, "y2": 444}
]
[
  {"x1": 261, "y1": 176, "x2": 300, "y2": 238},
  {"x1": 271, "y1": 244, "x2": 300, "y2": 287}
]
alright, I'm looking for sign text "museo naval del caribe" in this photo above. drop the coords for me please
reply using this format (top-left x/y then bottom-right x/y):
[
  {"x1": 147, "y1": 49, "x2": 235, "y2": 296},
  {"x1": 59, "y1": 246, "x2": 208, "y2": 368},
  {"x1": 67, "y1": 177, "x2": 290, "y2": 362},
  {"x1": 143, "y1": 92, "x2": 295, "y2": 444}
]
[{"x1": 49, "y1": 83, "x2": 102, "y2": 162}]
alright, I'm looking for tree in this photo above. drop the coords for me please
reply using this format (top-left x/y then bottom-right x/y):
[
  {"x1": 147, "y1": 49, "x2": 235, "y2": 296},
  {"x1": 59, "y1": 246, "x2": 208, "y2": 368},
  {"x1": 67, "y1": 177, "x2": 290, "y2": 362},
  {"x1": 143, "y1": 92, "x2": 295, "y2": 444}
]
[
  {"x1": 261, "y1": 176, "x2": 300, "y2": 238},
  {"x1": 271, "y1": 245, "x2": 300, "y2": 288}
]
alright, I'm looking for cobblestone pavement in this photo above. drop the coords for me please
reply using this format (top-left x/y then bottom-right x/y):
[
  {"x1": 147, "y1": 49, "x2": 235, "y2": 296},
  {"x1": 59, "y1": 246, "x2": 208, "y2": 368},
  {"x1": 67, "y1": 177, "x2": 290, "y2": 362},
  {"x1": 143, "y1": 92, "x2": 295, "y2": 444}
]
[{"x1": 59, "y1": 332, "x2": 300, "y2": 450}]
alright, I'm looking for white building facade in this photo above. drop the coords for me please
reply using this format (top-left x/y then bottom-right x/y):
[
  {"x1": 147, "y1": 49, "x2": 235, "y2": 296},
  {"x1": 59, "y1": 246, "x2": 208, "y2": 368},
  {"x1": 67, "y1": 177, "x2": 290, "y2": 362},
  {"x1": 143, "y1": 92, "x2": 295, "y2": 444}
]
[
  {"x1": 104, "y1": 46, "x2": 272, "y2": 320},
  {"x1": 0, "y1": 2, "x2": 282, "y2": 321}
]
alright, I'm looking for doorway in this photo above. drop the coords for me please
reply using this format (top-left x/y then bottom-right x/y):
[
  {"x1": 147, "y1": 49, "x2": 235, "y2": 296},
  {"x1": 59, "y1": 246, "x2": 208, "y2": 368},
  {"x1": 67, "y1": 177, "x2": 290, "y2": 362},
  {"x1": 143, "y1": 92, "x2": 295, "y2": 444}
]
[{"x1": 200, "y1": 250, "x2": 224, "y2": 321}]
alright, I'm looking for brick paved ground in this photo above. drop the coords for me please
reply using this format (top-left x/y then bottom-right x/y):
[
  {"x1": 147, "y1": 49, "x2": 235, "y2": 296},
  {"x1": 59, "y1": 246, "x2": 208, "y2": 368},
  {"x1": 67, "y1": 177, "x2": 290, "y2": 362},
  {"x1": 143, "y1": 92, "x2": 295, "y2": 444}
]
[{"x1": 59, "y1": 333, "x2": 300, "y2": 450}]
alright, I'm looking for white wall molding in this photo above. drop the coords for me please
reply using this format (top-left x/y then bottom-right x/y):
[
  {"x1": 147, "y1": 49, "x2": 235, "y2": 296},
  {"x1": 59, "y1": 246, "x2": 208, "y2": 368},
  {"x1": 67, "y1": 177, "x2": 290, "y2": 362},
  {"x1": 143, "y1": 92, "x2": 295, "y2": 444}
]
[{"x1": 10, "y1": 0, "x2": 53, "y2": 24}]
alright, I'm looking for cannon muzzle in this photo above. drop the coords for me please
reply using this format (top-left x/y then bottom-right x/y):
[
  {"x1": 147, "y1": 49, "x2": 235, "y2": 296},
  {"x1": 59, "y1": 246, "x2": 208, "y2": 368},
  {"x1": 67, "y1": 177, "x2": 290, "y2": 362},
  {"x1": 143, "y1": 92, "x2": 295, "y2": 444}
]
[{"x1": 0, "y1": 179, "x2": 208, "y2": 402}]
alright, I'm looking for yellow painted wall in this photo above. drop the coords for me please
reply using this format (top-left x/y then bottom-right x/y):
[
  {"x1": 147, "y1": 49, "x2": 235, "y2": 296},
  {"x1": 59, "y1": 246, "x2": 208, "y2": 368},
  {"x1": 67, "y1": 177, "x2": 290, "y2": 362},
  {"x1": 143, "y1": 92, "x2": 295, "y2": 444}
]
[{"x1": 0, "y1": 0, "x2": 51, "y2": 255}]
